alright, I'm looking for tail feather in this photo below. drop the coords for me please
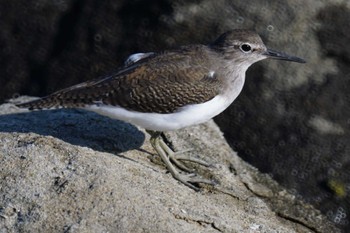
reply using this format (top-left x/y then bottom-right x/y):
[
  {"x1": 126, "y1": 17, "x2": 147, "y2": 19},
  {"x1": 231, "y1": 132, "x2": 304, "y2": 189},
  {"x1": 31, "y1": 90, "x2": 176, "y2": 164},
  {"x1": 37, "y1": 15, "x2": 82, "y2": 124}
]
[
  {"x1": 16, "y1": 93, "x2": 103, "y2": 110},
  {"x1": 16, "y1": 77, "x2": 112, "y2": 110},
  {"x1": 16, "y1": 97, "x2": 52, "y2": 110},
  {"x1": 16, "y1": 96, "x2": 83, "y2": 110},
  {"x1": 16, "y1": 90, "x2": 100, "y2": 110}
]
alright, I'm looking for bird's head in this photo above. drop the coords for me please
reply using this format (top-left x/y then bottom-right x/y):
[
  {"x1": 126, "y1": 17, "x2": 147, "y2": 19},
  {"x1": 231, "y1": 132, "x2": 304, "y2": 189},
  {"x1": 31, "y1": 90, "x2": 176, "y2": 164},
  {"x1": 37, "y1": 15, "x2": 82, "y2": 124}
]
[{"x1": 210, "y1": 29, "x2": 305, "y2": 66}]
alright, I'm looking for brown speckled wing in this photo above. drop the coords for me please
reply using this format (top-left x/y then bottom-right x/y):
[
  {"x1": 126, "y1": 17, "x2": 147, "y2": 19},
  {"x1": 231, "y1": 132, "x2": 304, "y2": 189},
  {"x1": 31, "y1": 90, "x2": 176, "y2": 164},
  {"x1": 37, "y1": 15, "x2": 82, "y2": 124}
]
[{"x1": 17, "y1": 47, "x2": 222, "y2": 114}]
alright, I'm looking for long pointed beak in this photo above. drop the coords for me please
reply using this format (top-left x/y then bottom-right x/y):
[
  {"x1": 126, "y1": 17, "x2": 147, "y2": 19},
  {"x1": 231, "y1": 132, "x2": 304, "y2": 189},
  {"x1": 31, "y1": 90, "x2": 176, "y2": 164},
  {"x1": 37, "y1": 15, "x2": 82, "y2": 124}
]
[{"x1": 263, "y1": 48, "x2": 306, "y2": 63}]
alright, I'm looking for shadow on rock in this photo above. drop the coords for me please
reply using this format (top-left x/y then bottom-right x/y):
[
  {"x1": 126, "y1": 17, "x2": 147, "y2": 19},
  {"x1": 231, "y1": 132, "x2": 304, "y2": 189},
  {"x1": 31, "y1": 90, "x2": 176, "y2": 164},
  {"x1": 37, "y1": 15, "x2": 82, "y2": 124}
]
[{"x1": 0, "y1": 109, "x2": 145, "y2": 154}]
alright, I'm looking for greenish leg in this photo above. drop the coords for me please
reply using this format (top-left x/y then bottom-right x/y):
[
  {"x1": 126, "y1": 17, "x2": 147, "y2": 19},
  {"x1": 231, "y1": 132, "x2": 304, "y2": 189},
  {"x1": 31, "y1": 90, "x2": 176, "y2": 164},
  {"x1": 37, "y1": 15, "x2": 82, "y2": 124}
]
[{"x1": 146, "y1": 130, "x2": 214, "y2": 191}]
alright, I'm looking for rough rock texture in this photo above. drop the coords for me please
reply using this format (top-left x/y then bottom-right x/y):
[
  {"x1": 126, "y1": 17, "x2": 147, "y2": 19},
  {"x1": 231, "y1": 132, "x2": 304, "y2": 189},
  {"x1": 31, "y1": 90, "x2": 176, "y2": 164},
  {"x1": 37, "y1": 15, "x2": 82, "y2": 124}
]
[
  {"x1": 0, "y1": 99, "x2": 339, "y2": 232},
  {"x1": 1, "y1": 0, "x2": 350, "y2": 231}
]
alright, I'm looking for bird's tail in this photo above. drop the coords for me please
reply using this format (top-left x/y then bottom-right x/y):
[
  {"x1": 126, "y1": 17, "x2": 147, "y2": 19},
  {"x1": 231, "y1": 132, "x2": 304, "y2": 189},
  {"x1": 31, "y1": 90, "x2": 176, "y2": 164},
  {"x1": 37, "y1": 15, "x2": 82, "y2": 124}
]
[
  {"x1": 15, "y1": 76, "x2": 114, "y2": 110},
  {"x1": 15, "y1": 95, "x2": 87, "y2": 110}
]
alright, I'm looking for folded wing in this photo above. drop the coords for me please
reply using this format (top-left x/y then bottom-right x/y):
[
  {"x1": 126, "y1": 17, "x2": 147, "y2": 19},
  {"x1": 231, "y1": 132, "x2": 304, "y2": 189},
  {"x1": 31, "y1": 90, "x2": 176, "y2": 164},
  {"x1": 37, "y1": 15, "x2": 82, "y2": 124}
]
[{"x1": 17, "y1": 47, "x2": 221, "y2": 114}]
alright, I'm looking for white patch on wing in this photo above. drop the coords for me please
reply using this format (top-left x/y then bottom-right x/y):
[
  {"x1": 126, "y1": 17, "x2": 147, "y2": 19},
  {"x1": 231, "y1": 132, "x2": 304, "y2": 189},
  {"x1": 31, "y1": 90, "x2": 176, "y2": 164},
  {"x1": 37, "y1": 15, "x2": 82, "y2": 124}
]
[
  {"x1": 209, "y1": 70, "x2": 215, "y2": 78},
  {"x1": 124, "y1": 52, "x2": 155, "y2": 66}
]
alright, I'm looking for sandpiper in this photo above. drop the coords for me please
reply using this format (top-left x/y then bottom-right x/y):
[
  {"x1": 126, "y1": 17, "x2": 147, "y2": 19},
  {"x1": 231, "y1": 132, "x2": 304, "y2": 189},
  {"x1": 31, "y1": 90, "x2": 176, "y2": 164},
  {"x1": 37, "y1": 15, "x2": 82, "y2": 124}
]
[{"x1": 17, "y1": 29, "x2": 305, "y2": 190}]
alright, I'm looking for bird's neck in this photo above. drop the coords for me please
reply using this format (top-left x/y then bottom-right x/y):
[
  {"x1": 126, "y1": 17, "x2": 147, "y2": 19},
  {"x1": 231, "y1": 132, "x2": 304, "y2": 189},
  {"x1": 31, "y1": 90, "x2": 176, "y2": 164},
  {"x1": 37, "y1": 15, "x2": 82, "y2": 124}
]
[
  {"x1": 186, "y1": 45, "x2": 250, "y2": 104},
  {"x1": 221, "y1": 65, "x2": 247, "y2": 104},
  {"x1": 209, "y1": 52, "x2": 250, "y2": 104}
]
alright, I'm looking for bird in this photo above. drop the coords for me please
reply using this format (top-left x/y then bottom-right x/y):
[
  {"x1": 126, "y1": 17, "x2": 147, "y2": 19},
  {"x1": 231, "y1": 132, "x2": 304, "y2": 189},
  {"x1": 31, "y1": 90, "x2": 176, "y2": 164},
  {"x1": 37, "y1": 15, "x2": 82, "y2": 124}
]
[{"x1": 16, "y1": 29, "x2": 306, "y2": 190}]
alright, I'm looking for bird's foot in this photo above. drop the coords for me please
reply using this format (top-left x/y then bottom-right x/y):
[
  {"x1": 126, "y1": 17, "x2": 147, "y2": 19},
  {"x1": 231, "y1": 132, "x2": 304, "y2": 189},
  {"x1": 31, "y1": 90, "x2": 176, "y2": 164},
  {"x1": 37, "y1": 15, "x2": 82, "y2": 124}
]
[
  {"x1": 172, "y1": 172, "x2": 215, "y2": 191},
  {"x1": 147, "y1": 130, "x2": 214, "y2": 191},
  {"x1": 158, "y1": 139, "x2": 210, "y2": 172}
]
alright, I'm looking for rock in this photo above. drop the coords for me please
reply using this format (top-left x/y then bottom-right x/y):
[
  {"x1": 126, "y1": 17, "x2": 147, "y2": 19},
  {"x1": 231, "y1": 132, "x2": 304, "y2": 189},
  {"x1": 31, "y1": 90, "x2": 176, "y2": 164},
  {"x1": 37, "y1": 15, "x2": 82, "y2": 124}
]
[
  {"x1": 0, "y1": 98, "x2": 339, "y2": 232},
  {"x1": 1, "y1": 0, "x2": 349, "y2": 230}
]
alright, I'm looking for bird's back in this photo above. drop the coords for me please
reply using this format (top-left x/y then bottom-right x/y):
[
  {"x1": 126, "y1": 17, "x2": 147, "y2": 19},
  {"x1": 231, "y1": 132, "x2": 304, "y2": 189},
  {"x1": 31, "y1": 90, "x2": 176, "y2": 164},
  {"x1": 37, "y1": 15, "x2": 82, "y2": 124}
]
[{"x1": 17, "y1": 45, "x2": 222, "y2": 114}]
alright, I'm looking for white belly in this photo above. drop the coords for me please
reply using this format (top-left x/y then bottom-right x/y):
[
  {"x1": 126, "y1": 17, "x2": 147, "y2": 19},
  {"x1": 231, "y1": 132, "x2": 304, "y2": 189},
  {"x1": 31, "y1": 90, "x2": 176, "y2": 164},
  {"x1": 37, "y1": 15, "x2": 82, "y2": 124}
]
[
  {"x1": 85, "y1": 94, "x2": 232, "y2": 131},
  {"x1": 85, "y1": 70, "x2": 246, "y2": 131}
]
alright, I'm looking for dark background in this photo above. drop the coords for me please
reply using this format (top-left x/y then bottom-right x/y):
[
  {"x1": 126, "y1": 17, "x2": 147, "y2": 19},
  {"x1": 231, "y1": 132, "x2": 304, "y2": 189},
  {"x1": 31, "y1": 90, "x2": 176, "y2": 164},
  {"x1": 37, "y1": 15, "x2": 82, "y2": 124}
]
[{"x1": 1, "y1": 0, "x2": 349, "y2": 231}]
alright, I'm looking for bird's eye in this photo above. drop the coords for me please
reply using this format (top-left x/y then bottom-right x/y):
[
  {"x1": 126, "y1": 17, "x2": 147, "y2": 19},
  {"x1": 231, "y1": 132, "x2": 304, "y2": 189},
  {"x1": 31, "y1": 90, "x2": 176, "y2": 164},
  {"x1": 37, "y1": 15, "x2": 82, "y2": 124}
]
[{"x1": 240, "y1": 44, "x2": 252, "y2": 53}]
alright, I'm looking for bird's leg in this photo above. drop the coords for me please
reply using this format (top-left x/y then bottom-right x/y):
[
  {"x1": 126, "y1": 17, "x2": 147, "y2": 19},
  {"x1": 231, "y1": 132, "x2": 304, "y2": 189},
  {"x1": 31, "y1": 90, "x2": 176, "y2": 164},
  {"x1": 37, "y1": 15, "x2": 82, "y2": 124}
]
[
  {"x1": 157, "y1": 139, "x2": 210, "y2": 171},
  {"x1": 161, "y1": 140, "x2": 210, "y2": 166},
  {"x1": 148, "y1": 130, "x2": 210, "y2": 170},
  {"x1": 146, "y1": 130, "x2": 214, "y2": 190}
]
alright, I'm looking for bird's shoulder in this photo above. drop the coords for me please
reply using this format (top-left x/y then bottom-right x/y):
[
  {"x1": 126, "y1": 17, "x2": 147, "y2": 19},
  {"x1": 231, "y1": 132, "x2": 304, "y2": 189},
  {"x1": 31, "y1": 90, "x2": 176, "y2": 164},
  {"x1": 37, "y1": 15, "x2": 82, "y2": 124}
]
[{"x1": 109, "y1": 45, "x2": 216, "y2": 83}]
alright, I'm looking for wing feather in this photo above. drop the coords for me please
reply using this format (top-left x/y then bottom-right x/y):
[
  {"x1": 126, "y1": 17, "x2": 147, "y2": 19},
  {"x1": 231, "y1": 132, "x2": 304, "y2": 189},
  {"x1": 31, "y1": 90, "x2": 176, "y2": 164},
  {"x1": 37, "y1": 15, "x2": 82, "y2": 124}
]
[{"x1": 17, "y1": 46, "x2": 222, "y2": 113}]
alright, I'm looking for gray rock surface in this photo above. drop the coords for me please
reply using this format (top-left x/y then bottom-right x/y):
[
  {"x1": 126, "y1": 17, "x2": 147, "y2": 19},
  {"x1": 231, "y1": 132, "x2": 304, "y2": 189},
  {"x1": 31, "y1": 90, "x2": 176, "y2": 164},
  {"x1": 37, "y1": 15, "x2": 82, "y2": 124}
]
[{"x1": 0, "y1": 98, "x2": 338, "y2": 232}]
